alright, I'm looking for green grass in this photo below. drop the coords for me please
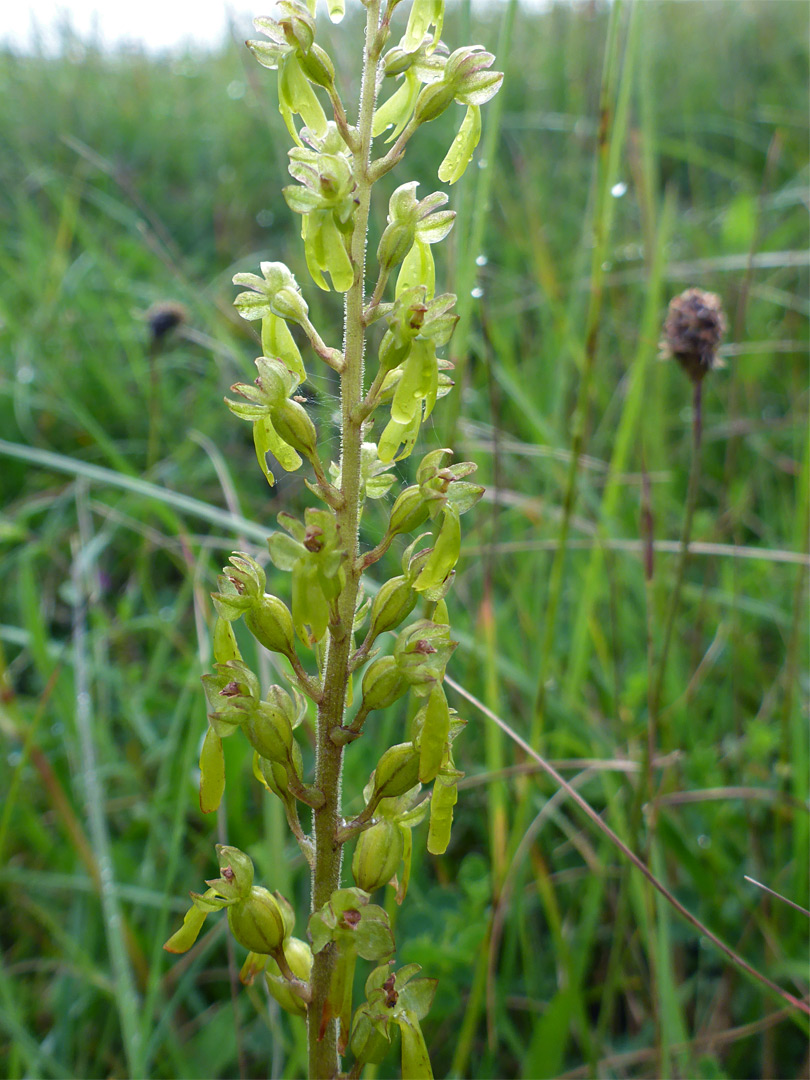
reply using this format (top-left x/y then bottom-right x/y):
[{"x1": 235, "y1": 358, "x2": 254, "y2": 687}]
[{"x1": 1, "y1": 1, "x2": 808, "y2": 1077}]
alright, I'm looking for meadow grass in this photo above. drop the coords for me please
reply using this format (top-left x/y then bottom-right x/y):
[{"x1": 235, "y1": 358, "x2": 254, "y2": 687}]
[{"x1": 0, "y1": 1, "x2": 808, "y2": 1077}]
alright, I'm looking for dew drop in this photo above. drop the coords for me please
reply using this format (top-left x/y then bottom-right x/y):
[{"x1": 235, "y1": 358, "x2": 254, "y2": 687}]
[
  {"x1": 475, "y1": 254, "x2": 488, "y2": 266},
  {"x1": 697, "y1": 834, "x2": 711, "y2": 849},
  {"x1": 471, "y1": 286, "x2": 484, "y2": 299},
  {"x1": 227, "y1": 80, "x2": 246, "y2": 100},
  {"x1": 256, "y1": 209, "x2": 275, "y2": 227},
  {"x1": 611, "y1": 181, "x2": 628, "y2": 198}
]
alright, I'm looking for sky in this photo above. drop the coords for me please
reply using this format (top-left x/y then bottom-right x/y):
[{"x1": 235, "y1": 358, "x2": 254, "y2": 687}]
[
  {"x1": 0, "y1": 0, "x2": 531, "y2": 53},
  {"x1": 1, "y1": 1, "x2": 260, "y2": 52}
]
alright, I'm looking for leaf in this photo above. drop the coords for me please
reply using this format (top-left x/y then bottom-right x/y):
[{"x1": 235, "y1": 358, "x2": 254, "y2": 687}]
[
  {"x1": 398, "y1": 976, "x2": 438, "y2": 1022},
  {"x1": 396, "y1": 238, "x2": 435, "y2": 299},
  {"x1": 213, "y1": 617, "x2": 242, "y2": 665},
  {"x1": 396, "y1": 826, "x2": 412, "y2": 905},
  {"x1": 446, "y1": 480, "x2": 485, "y2": 515},
  {"x1": 280, "y1": 53, "x2": 327, "y2": 136},
  {"x1": 378, "y1": 412, "x2": 421, "y2": 464},
  {"x1": 303, "y1": 212, "x2": 329, "y2": 291},
  {"x1": 225, "y1": 398, "x2": 267, "y2": 422},
  {"x1": 373, "y1": 70, "x2": 419, "y2": 142},
  {"x1": 418, "y1": 684, "x2": 450, "y2": 784},
  {"x1": 391, "y1": 347, "x2": 428, "y2": 425},
  {"x1": 403, "y1": 0, "x2": 442, "y2": 54},
  {"x1": 282, "y1": 184, "x2": 323, "y2": 214},
  {"x1": 253, "y1": 415, "x2": 302, "y2": 488},
  {"x1": 319, "y1": 213, "x2": 354, "y2": 292},
  {"x1": 456, "y1": 71, "x2": 503, "y2": 107},
  {"x1": 438, "y1": 104, "x2": 482, "y2": 185},
  {"x1": 246, "y1": 38, "x2": 286, "y2": 71},
  {"x1": 233, "y1": 290, "x2": 272, "y2": 321},
  {"x1": 199, "y1": 727, "x2": 225, "y2": 814},
  {"x1": 427, "y1": 770, "x2": 460, "y2": 855},
  {"x1": 413, "y1": 506, "x2": 461, "y2": 593},
  {"x1": 261, "y1": 314, "x2": 306, "y2": 381},
  {"x1": 416, "y1": 209, "x2": 456, "y2": 245},
  {"x1": 398, "y1": 1012, "x2": 434, "y2": 1080},
  {"x1": 163, "y1": 901, "x2": 209, "y2": 953},
  {"x1": 266, "y1": 532, "x2": 304, "y2": 572}
]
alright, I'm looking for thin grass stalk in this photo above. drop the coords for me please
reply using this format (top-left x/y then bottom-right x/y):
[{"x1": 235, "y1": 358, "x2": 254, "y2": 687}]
[
  {"x1": 443, "y1": 0, "x2": 517, "y2": 449},
  {"x1": 531, "y1": 0, "x2": 629, "y2": 740},
  {"x1": 447, "y1": 674, "x2": 810, "y2": 1019},
  {"x1": 562, "y1": 188, "x2": 675, "y2": 702},
  {"x1": 650, "y1": 378, "x2": 703, "y2": 723},
  {"x1": 71, "y1": 486, "x2": 143, "y2": 1076}
]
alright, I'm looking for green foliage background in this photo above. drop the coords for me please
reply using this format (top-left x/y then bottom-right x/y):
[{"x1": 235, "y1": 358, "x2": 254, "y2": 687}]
[{"x1": 0, "y1": 1, "x2": 807, "y2": 1077}]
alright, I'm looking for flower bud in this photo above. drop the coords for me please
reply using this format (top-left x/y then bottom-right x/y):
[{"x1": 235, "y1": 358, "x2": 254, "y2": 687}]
[
  {"x1": 378, "y1": 330, "x2": 411, "y2": 373},
  {"x1": 271, "y1": 285, "x2": 309, "y2": 325},
  {"x1": 278, "y1": 3, "x2": 315, "y2": 53},
  {"x1": 383, "y1": 45, "x2": 413, "y2": 78},
  {"x1": 244, "y1": 701, "x2": 294, "y2": 763},
  {"x1": 367, "y1": 575, "x2": 418, "y2": 641},
  {"x1": 227, "y1": 886, "x2": 287, "y2": 953},
  {"x1": 413, "y1": 81, "x2": 456, "y2": 125},
  {"x1": 265, "y1": 937, "x2": 313, "y2": 1017},
  {"x1": 245, "y1": 594, "x2": 296, "y2": 658},
  {"x1": 352, "y1": 819, "x2": 404, "y2": 892},
  {"x1": 377, "y1": 221, "x2": 415, "y2": 272},
  {"x1": 388, "y1": 485, "x2": 430, "y2": 537},
  {"x1": 361, "y1": 655, "x2": 408, "y2": 712},
  {"x1": 257, "y1": 753, "x2": 293, "y2": 798},
  {"x1": 210, "y1": 845, "x2": 254, "y2": 899},
  {"x1": 298, "y1": 43, "x2": 335, "y2": 88},
  {"x1": 372, "y1": 743, "x2": 420, "y2": 801},
  {"x1": 270, "y1": 399, "x2": 318, "y2": 458}
]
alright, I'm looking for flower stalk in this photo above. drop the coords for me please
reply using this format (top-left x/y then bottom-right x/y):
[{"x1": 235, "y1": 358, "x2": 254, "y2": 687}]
[{"x1": 164, "y1": 2, "x2": 502, "y2": 1076}]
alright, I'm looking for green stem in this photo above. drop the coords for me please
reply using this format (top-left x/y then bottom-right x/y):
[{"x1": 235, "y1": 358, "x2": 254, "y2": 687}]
[
  {"x1": 650, "y1": 378, "x2": 703, "y2": 724},
  {"x1": 308, "y1": 5, "x2": 382, "y2": 1077}
]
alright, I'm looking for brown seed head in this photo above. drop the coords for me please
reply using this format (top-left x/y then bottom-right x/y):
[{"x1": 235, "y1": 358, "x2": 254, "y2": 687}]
[
  {"x1": 662, "y1": 288, "x2": 726, "y2": 383},
  {"x1": 146, "y1": 300, "x2": 188, "y2": 343}
]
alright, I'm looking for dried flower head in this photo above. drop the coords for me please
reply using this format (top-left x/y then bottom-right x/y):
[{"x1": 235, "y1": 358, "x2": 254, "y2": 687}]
[
  {"x1": 662, "y1": 288, "x2": 726, "y2": 383},
  {"x1": 145, "y1": 300, "x2": 188, "y2": 344}
]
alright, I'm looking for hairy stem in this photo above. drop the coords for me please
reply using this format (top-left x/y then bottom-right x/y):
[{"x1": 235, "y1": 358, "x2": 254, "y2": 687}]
[{"x1": 308, "y1": 4, "x2": 382, "y2": 1077}]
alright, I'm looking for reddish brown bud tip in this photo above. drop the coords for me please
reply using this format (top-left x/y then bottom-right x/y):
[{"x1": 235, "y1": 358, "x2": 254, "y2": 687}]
[
  {"x1": 304, "y1": 526, "x2": 325, "y2": 552},
  {"x1": 413, "y1": 639, "x2": 437, "y2": 655},
  {"x1": 662, "y1": 288, "x2": 726, "y2": 383}
]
